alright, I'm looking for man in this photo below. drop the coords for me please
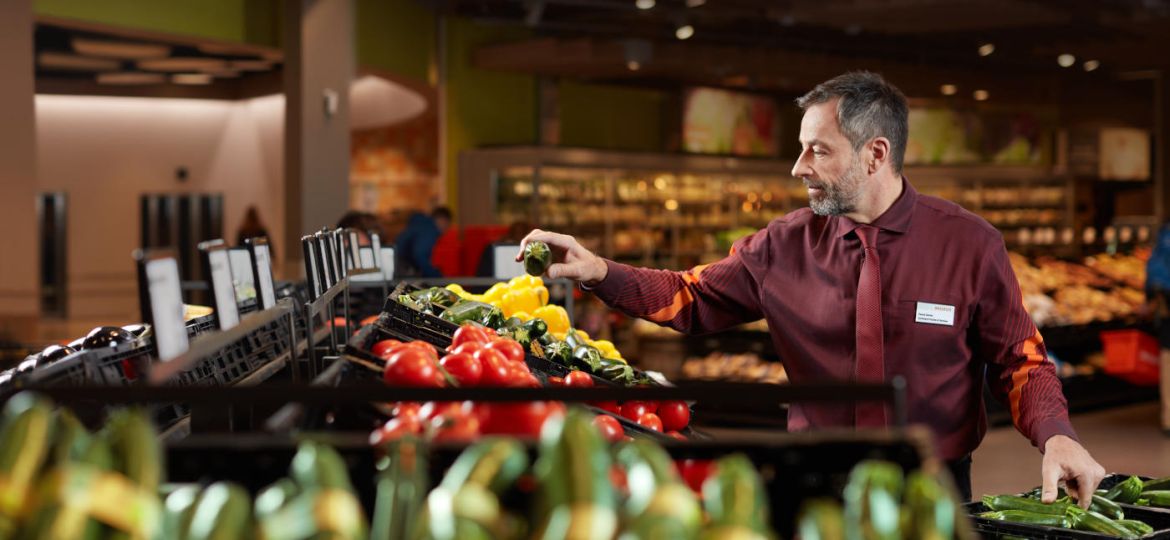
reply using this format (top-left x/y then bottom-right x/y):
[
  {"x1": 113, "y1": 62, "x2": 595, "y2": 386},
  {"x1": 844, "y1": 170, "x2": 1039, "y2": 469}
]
[
  {"x1": 1146, "y1": 221, "x2": 1170, "y2": 437},
  {"x1": 395, "y1": 206, "x2": 451, "y2": 277},
  {"x1": 519, "y1": 72, "x2": 1104, "y2": 504}
]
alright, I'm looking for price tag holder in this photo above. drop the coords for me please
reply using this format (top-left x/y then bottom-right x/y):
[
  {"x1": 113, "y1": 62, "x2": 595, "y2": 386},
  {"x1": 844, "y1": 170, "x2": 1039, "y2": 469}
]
[
  {"x1": 302, "y1": 235, "x2": 323, "y2": 299},
  {"x1": 200, "y1": 240, "x2": 240, "y2": 330},
  {"x1": 331, "y1": 229, "x2": 347, "y2": 279},
  {"x1": 317, "y1": 231, "x2": 337, "y2": 287},
  {"x1": 348, "y1": 229, "x2": 361, "y2": 269},
  {"x1": 135, "y1": 250, "x2": 189, "y2": 361},
  {"x1": 493, "y1": 244, "x2": 525, "y2": 280},
  {"x1": 380, "y1": 246, "x2": 395, "y2": 281},
  {"x1": 228, "y1": 247, "x2": 256, "y2": 303},
  {"x1": 247, "y1": 237, "x2": 277, "y2": 310}
]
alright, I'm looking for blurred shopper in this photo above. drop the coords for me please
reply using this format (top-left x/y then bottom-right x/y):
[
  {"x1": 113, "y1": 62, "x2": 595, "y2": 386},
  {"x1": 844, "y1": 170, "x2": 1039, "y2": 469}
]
[
  {"x1": 1146, "y1": 222, "x2": 1170, "y2": 437},
  {"x1": 519, "y1": 71, "x2": 1105, "y2": 503},
  {"x1": 395, "y1": 207, "x2": 451, "y2": 277},
  {"x1": 236, "y1": 205, "x2": 274, "y2": 259}
]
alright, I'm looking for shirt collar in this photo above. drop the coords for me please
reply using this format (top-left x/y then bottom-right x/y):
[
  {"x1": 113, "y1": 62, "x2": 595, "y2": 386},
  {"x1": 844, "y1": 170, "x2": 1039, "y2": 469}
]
[{"x1": 834, "y1": 177, "x2": 917, "y2": 238}]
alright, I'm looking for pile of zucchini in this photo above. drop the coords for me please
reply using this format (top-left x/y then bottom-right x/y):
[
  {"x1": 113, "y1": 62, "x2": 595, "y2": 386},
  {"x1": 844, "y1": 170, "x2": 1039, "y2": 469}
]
[
  {"x1": 1128, "y1": 475, "x2": 1170, "y2": 510},
  {"x1": 977, "y1": 476, "x2": 1163, "y2": 539},
  {"x1": 797, "y1": 460, "x2": 974, "y2": 540},
  {"x1": 372, "y1": 407, "x2": 776, "y2": 540},
  {"x1": 395, "y1": 286, "x2": 652, "y2": 386}
]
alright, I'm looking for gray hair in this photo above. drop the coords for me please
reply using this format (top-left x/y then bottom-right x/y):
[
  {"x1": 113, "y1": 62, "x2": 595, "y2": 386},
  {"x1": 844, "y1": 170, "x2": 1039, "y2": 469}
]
[{"x1": 796, "y1": 71, "x2": 909, "y2": 172}]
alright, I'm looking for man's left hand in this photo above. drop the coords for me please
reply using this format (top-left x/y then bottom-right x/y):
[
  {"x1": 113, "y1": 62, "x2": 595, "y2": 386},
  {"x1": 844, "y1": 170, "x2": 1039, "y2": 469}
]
[{"x1": 1040, "y1": 435, "x2": 1106, "y2": 509}]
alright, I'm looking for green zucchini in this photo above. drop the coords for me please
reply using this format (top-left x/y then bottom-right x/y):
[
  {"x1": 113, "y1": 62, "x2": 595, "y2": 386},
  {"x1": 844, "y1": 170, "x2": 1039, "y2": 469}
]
[
  {"x1": 103, "y1": 408, "x2": 164, "y2": 493},
  {"x1": 564, "y1": 329, "x2": 585, "y2": 350},
  {"x1": 439, "y1": 437, "x2": 529, "y2": 495},
  {"x1": 257, "y1": 489, "x2": 367, "y2": 540},
  {"x1": 186, "y1": 482, "x2": 252, "y2": 540},
  {"x1": 440, "y1": 301, "x2": 505, "y2": 329},
  {"x1": 541, "y1": 341, "x2": 573, "y2": 366},
  {"x1": 524, "y1": 318, "x2": 548, "y2": 339},
  {"x1": 598, "y1": 359, "x2": 634, "y2": 384},
  {"x1": 616, "y1": 439, "x2": 701, "y2": 532},
  {"x1": 571, "y1": 345, "x2": 604, "y2": 372},
  {"x1": 1091, "y1": 494, "x2": 1125, "y2": 520},
  {"x1": 537, "y1": 332, "x2": 559, "y2": 347},
  {"x1": 254, "y1": 479, "x2": 299, "y2": 520},
  {"x1": 163, "y1": 485, "x2": 203, "y2": 540},
  {"x1": 702, "y1": 454, "x2": 770, "y2": 534},
  {"x1": 1104, "y1": 476, "x2": 1145, "y2": 504},
  {"x1": 371, "y1": 438, "x2": 429, "y2": 540},
  {"x1": 290, "y1": 440, "x2": 354, "y2": 492},
  {"x1": 1116, "y1": 519, "x2": 1155, "y2": 537},
  {"x1": 621, "y1": 514, "x2": 697, "y2": 540},
  {"x1": 1141, "y1": 491, "x2": 1170, "y2": 507},
  {"x1": 411, "y1": 287, "x2": 460, "y2": 308},
  {"x1": 1067, "y1": 506, "x2": 1138, "y2": 538},
  {"x1": 0, "y1": 392, "x2": 55, "y2": 539},
  {"x1": 1142, "y1": 477, "x2": 1170, "y2": 492},
  {"x1": 48, "y1": 409, "x2": 91, "y2": 467},
  {"x1": 903, "y1": 471, "x2": 961, "y2": 540},
  {"x1": 844, "y1": 461, "x2": 903, "y2": 540},
  {"x1": 524, "y1": 241, "x2": 552, "y2": 276},
  {"x1": 978, "y1": 510, "x2": 1072, "y2": 528},
  {"x1": 982, "y1": 494, "x2": 1069, "y2": 515},
  {"x1": 798, "y1": 499, "x2": 846, "y2": 540},
  {"x1": 535, "y1": 408, "x2": 618, "y2": 540}
]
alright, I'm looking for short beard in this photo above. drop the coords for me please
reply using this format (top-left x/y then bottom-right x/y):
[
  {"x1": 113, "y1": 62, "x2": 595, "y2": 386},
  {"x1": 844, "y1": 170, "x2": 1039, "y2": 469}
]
[{"x1": 806, "y1": 157, "x2": 866, "y2": 217}]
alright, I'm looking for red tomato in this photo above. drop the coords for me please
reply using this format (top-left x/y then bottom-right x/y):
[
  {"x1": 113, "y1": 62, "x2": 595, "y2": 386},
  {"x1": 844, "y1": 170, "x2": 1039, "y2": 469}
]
[
  {"x1": 360, "y1": 315, "x2": 379, "y2": 326},
  {"x1": 369, "y1": 414, "x2": 422, "y2": 445},
  {"x1": 484, "y1": 339, "x2": 525, "y2": 364},
  {"x1": 419, "y1": 401, "x2": 472, "y2": 421},
  {"x1": 657, "y1": 401, "x2": 691, "y2": 432},
  {"x1": 474, "y1": 348, "x2": 514, "y2": 387},
  {"x1": 390, "y1": 401, "x2": 421, "y2": 417},
  {"x1": 330, "y1": 317, "x2": 349, "y2": 329},
  {"x1": 620, "y1": 401, "x2": 653, "y2": 422},
  {"x1": 451, "y1": 324, "x2": 492, "y2": 348},
  {"x1": 519, "y1": 373, "x2": 541, "y2": 388},
  {"x1": 590, "y1": 401, "x2": 621, "y2": 415},
  {"x1": 446, "y1": 341, "x2": 483, "y2": 356},
  {"x1": 440, "y1": 353, "x2": 482, "y2": 387},
  {"x1": 622, "y1": 435, "x2": 634, "y2": 442},
  {"x1": 564, "y1": 370, "x2": 594, "y2": 387},
  {"x1": 610, "y1": 466, "x2": 628, "y2": 492},
  {"x1": 384, "y1": 348, "x2": 446, "y2": 387},
  {"x1": 592, "y1": 415, "x2": 624, "y2": 442},
  {"x1": 637, "y1": 413, "x2": 663, "y2": 432},
  {"x1": 677, "y1": 459, "x2": 715, "y2": 493},
  {"x1": 480, "y1": 402, "x2": 556, "y2": 437},
  {"x1": 371, "y1": 339, "x2": 402, "y2": 358},
  {"x1": 666, "y1": 431, "x2": 687, "y2": 441},
  {"x1": 401, "y1": 341, "x2": 439, "y2": 361},
  {"x1": 429, "y1": 413, "x2": 481, "y2": 443},
  {"x1": 547, "y1": 376, "x2": 565, "y2": 386}
]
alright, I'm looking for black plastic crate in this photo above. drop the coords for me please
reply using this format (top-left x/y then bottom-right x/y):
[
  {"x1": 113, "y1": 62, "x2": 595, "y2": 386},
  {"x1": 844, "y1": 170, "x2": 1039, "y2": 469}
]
[
  {"x1": 966, "y1": 501, "x2": 1170, "y2": 539},
  {"x1": 174, "y1": 315, "x2": 293, "y2": 387},
  {"x1": 185, "y1": 314, "x2": 218, "y2": 338}
]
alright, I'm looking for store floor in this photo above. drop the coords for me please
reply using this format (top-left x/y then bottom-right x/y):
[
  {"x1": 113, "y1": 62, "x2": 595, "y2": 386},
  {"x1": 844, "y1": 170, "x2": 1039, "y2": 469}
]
[{"x1": 972, "y1": 401, "x2": 1170, "y2": 497}]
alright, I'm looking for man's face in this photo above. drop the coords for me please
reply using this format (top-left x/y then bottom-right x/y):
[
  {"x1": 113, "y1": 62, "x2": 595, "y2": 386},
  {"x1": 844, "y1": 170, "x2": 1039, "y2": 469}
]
[{"x1": 791, "y1": 99, "x2": 868, "y2": 217}]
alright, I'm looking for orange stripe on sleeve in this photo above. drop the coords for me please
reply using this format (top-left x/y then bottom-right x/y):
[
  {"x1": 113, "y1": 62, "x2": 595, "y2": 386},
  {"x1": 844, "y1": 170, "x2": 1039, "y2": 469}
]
[
  {"x1": 1008, "y1": 329, "x2": 1046, "y2": 428},
  {"x1": 647, "y1": 265, "x2": 708, "y2": 322}
]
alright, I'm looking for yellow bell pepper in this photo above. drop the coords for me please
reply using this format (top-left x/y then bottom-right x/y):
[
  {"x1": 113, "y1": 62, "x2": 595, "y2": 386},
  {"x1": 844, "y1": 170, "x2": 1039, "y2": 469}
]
[
  {"x1": 482, "y1": 283, "x2": 509, "y2": 304},
  {"x1": 533, "y1": 305, "x2": 571, "y2": 335},
  {"x1": 533, "y1": 285, "x2": 549, "y2": 306},
  {"x1": 592, "y1": 339, "x2": 619, "y2": 358},
  {"x1": 445, "y1": 283, "x2": 470, "y2": 299},
  {"x1": 509, "y1": 274, "x2": 543, "y2": 289},
  {"x1": 511, "y1": 311, "x2": 533, "y2": 322},
  {"x1": 501, "y1": 287, "x2": 541, "y2": 318}
]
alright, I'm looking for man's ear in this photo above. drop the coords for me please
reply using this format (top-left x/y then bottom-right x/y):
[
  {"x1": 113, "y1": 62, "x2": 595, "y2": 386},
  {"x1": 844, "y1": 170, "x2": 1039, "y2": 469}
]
[{"x1": 868, "y1": 137, "x2": 891, "y2": 174}]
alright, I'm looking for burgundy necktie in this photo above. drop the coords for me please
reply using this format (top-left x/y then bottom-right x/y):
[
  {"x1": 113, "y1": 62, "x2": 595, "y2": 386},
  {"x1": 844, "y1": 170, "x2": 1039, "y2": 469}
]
[{"x1": 854, "y1": 224, "x2": 888, "y2": 427}]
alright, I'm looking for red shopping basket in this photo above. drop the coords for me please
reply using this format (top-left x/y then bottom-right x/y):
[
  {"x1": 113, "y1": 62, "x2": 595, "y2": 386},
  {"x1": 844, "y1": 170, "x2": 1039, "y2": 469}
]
[{"x1": 1099, "y1": 329, "x2": 1161, "y2": 386}]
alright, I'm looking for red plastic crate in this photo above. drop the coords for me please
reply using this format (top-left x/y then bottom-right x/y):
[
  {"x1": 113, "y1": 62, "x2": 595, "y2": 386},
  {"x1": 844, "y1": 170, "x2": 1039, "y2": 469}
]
[{"x1": 1099, "y1": 329, "x2": 1161, "y2": 386}]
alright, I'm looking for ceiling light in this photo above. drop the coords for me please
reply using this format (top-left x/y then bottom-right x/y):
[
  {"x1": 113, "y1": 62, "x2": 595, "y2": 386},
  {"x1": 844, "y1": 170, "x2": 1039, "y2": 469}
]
[
  {"x1": 664, "y1": 199, "x2": 679, "y2": 211},
  {"x1": 940, "y1": 84, "x2": 958, "y2": 96},
  {"x1": 96, "y1": 72, "x2": 166, "y2": 85},
  {"x1": 685, "y1": 0, "x2": 706, "y2": 6},
  {"x1": 38, "y1": 52, "x2": 120, "y2": 71},
  {"x1": 72, "y1": 38, "x2": 170, "y2": 59},
  {"x1": 675, "y1": 24, "x2": 695, "y2": 40},
  {"x1": 1083, "y1": 59, "x2": 1100, "y2": 72},
  {"x1": 627, "y1": 60, "x2": 641, "y2": 71},
  {"x1": 171, "y1": 73, "x2": 213, "y2": 85},
  {"x1": 978, "y1": 43, "x2": 995, "y2": 56},
  {"x1": 228, "y1": 59, "x2": 273, "y2": 72},
  {"x1": 635, "y1": 0, "x2": 655, "y2": 9},
  {"x1": 973, "y1": 89, "x2": 989, "y2": 101},
  {"x1": 1057, "y1": 54, "x2": 1076, "y2": 68},
  {"x1": 139, "y1": 57, "x2": 227, "y2": 72}
]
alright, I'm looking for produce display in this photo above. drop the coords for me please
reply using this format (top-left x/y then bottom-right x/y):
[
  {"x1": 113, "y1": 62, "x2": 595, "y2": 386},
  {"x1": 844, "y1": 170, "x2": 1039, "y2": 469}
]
[
  {"x1": 1009, "y1": 252, "x2": 1148, "y2": 327},
  {"x1": 681, "y1": 352, "x2": 787, "y2": 384},
  {"x1": 367, "y1": 322, "x2": 693, "y2": 443},
  {"x1": 394, "y1": 277, "x2": 650, "y2": 386},
  {"x1": 795, "y1": 460, "x2": 972, "y2": 540},
  {"x1": 975, "y1": 477, "x2": 1167, "y2": 538}
]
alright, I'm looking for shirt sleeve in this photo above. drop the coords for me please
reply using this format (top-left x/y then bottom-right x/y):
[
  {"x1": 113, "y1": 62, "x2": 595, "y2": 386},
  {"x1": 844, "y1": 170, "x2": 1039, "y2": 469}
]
[
  {"x1": 976, "y1": 236, "x2": 1078, "y2": 452},
  {"x1": 588, "y1": 229, "x2": 767, "y2": 335}
]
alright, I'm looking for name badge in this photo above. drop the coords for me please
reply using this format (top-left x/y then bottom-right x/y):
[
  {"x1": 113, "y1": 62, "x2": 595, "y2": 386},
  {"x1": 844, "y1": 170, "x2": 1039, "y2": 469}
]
[{"x1": 915, "y1": 302, "x2": 955, "y2": 326}]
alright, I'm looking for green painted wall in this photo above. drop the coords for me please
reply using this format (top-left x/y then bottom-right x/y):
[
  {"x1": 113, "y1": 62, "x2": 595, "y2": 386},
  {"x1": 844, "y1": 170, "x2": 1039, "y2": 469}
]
[
  {"x1": 35, "y1": 0, "x2": 280, "y2": 46},
  {"x1": 355, "y1": 0, "x2": 434, "y2": 84},
  {"x1": 444, "y1": 18, "x2": 537, "y2": 214},
  {"x1": 559, "y1": 81, "x2": 666, "y2": 152}
]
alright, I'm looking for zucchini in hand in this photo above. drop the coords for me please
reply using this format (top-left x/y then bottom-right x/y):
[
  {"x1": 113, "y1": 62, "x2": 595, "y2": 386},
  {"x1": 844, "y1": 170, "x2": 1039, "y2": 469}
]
[{"x1": 524, "y1": 241, "x2": 552, "y2": 276}]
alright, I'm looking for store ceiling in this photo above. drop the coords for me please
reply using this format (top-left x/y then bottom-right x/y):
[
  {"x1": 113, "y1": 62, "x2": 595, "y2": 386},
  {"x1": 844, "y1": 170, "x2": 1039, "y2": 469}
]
[
  {"x1": 439, "y1": 0, "x2": 1170, "y2": 99},
  {"x1": 34, "y1": 18, "x2": 283, "y2": 100}
]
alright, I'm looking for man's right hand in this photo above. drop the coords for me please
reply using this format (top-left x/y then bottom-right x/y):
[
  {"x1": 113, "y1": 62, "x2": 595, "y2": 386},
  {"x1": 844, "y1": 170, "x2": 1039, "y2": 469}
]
[{"x1": 516, "y1": 229, "x2": 608, "y2": 285}]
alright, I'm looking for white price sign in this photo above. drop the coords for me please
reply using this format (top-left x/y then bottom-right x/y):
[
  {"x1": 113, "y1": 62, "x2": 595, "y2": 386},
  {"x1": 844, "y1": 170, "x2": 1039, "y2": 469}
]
[
  {"x1": 146, "y1": 258, "x2": 189, "y2": 361},
  {"x1": 253, "y1": 243, "x2": 276, "y2": 309},
  {"x1": 208, "y1": 249, "x2": 239, "y2": 330}
]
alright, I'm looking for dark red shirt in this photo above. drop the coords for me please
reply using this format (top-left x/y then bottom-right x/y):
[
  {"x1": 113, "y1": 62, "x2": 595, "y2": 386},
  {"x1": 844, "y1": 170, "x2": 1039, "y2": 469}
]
[{"x1": 591, "y1": 179, "x2": 1076, "y2": 460}]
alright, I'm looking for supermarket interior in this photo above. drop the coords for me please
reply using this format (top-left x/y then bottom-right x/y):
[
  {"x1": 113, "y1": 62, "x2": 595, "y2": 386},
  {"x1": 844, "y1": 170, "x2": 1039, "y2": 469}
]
[{"x1": 2, "y1": 0, "x2": 1170, "y2": 538}]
